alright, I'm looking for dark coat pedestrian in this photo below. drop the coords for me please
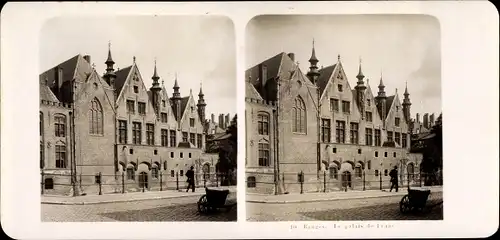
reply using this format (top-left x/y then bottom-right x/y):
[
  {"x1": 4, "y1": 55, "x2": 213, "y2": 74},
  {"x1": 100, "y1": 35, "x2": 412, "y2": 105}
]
[
  {"x1": 186, "y1": 166, "x2": 195, "y2": 192},
  {"x1": 389, "y1": 166, "x2": 399, "y2": 192}
]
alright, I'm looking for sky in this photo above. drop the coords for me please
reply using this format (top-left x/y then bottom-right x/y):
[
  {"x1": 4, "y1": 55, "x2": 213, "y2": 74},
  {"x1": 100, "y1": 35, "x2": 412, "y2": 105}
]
[
  {"x1": 39, "y1": 15, "x2": 237, "y2": 117},
  {"x1": 246, "y1": 14, "x2": 442, "y2": 117}
]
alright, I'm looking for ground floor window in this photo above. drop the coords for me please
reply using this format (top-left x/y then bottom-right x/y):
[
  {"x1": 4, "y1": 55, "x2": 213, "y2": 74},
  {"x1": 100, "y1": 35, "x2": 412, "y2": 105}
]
[
  {"x1": 127, "y1": 167, "x2": 135, "y2": 180},
  {"x1": 355, "y1": 166, "x2": 362, "y2": 178},
  {"x1": 329, "y1": 166, "x2": 338, "y2": 179},
  {"x1": 152, "y1": 166, "x2": 159, "y2": 179},
  {"x1": 247, "y1": 176, "x2": 256, "y2": 188},
  {"x1": 44, "y1": 178, "x2": 54, "y2": 189}
]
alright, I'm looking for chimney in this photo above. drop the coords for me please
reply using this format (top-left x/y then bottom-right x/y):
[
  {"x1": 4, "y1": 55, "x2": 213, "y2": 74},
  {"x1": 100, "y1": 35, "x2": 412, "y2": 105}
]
[
  {"x1": 218, "y1": 114, "x2": 224, "y2": 129},
  {"x1": 56, "y1": 66, "x2": 63, "y2": 88},
  {"x1": 430, "y1": 113, "x2": 435, "y2": 126},
  {"x1": 423, "y1": 113, "x2": 429, "y2": 129},
  {"x1": 211, "y1": 113, "x2": 215, "y2": 123},
  {"x1": 225, "y1": 114, "x2": 230, "y2": 128},
  {"x1": 287, "y1": 53, "x2": 295, "y2": 62},
  {"x1": 416, "y1": 113, "x2": 420, "y2": 123},
  {"x1": 83, "y1": 55, "x2": 91, "y2": 64},
  {"x1": 259, "y1": 64, "x2": 268, "y2": 90}
]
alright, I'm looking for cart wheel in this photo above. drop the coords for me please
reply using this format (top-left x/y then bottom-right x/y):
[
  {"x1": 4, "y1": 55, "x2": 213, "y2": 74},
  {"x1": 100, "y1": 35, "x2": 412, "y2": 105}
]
[
  {"x1": 197, "y1": 195, "x2": 208, "y2": 214},
  {"x1": 400, "y1": 195, "x2": 412, "y2": 214}
]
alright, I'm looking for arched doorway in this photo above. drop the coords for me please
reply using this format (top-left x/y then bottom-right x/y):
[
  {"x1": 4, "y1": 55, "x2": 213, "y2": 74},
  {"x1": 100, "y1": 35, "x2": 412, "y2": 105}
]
[
  {"x1": 341, "y1": 171, "x2": 352, "y2": 188},
  {"x1": 138, "y1": 172, "x2": 148, "y2": 189}
]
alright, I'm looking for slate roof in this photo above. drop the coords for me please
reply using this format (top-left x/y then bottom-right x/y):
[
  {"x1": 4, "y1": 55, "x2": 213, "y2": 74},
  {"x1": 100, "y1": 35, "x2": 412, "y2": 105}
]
[
  {"x1": 385, "y1": 95, "x2": 395, "y2": 117},
  {"x1": 179, "y1": 96, "x2": 190, "y2": 121},
  {"x1": 316, "y1": 64, "x2": 336, "y2": 95},
  {"x1": 245, "y1": 81, "x2": 263, "y2": 100},
  {"x1": 114, "y1": 65, "x2": 133, "y2": 95},
  {"x1": 39, "y1": 54, "x2": 93, "y2": 103},
  {"x1": 245, "y1": 52, "x2": 311, "y2": 101},
  {"x1": 39, "y1": 84, "x2": 59, "y2": 102}
]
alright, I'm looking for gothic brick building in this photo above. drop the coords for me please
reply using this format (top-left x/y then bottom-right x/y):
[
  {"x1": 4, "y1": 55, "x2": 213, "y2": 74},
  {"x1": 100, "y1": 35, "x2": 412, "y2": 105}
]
[
  {"x1": 40, "y1": 45, "x2": 218, "y2": 196},
  {"x1": 245, "y1": 44, "x2": 424, "y2": 194}
]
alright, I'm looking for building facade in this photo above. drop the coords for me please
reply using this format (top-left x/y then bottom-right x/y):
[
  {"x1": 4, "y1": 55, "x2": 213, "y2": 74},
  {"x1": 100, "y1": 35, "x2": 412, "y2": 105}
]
[
  {"x1": 40, "y1": 46, "x2": 218, "y2": 196},
  {"x1": 245, "y1": 46, "x2": 424, "y2": 194}
]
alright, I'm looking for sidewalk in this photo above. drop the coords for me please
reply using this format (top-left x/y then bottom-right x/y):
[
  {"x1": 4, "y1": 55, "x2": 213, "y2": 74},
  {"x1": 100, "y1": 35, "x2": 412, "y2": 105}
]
[
  {"x1": 42, "y1": 186, "x2": 237, "y2": 205},
  {"x1": 246, "y1": 186, "x2": 443, "y2": 204}
]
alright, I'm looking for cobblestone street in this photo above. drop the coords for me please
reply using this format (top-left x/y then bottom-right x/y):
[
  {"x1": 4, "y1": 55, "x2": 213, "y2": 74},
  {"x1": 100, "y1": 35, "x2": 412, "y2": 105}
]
[
  {"x1": 42, "y1": 195, "x2": 237, "y2": 222},
  {"x1": 247, "y1": 192, "x2": 443, "y2": 221}
]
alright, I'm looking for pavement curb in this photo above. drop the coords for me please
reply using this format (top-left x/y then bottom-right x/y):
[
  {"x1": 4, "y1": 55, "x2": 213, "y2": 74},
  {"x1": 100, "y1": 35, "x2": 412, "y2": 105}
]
[
  {"x1": 246, "y1": 188, "x2": 443, "y2": 204},
  {"x1": 41, "y1": 192, "x2": 205, "y2": 205}
]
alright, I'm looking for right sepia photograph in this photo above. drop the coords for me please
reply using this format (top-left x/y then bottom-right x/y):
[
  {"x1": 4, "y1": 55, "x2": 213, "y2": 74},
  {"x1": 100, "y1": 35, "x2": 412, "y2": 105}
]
[{"x1": 244, "y1": 14, "x2": 443, "y2": 221}]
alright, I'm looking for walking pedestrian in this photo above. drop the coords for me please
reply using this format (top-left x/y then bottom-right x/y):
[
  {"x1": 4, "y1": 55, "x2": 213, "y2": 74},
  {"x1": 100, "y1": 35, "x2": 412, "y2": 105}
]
[
  {"x1": 186, "y1": 166, "x2": 195, "y2": 192},
  {"x1": 389, "y1": 166, "x2": 399, "y2": 192}
]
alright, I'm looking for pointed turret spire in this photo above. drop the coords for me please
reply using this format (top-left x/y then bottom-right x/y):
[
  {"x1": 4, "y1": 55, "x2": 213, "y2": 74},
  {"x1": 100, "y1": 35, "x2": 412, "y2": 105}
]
[
  {"x1": 105, "y1": 41, "x2": 114, "y2": 65},
  {"x1": 404, "y1": 81, "x2": 409, "y2": 96},
  {"x1": 103, "y1": 41, "x2": 116, "y2": 86},
  {"x1": 198, "y1": 82, "x2": 204, "y2": 97},
  {"x1": 377, "y1": 71, "x2": 386, "y2": 98},
  {"x1": 306, "y1": 38, "x2": 320, "y2": 84},
  {"x1": 197, "y1": 81, "x2": 207, "y2": 128},
  {"x1": 172, "y1": 72, "x2": 181, "y2": 100},
  {"x1": 152, "y1": 58, "x2": 160, "y2": 86},
  {"x1": 402, "y1": 81, "x2": 412, "y2": 124},
  {"x1": 356, "y1": 56, "x2": 365, "y2": 80},
  {"x1": 173, "y1": 72, "x2": 179, "y2": 89},
  {"x1": 309, "y1": 38, "x2": 318, "y2": 63}
]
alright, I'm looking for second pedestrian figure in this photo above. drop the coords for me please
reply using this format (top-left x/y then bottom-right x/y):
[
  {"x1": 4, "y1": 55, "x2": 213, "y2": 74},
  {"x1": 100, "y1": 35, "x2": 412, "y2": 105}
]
[
  {"x1": 389, "y1": 166, "x2": 399, "y2": 192},
  {"x1": 186, "y1": 166, "x2": 195, "y2": 192}
]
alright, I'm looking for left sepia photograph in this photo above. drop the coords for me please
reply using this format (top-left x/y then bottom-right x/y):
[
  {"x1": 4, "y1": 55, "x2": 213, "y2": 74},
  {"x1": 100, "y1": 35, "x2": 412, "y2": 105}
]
[{"x1": 39, "y1": 15, "x2": 237, "y2": 222}]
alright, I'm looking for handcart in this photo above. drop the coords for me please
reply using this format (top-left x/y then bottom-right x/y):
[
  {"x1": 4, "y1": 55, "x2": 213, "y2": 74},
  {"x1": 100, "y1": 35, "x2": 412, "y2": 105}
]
[
  {"x1": 197, "y1": 187, "x2": 236, "y2": 214},
  {"x1": 399, "y1": 186, "x2": 443, "y2": 214}
]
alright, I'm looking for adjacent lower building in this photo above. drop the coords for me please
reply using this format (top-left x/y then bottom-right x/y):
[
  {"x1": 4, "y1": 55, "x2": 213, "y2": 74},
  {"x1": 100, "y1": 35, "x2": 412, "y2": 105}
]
[
  {"x1": 40, "y1": 46, "x2": 219, "y2": 196},
  {"x1": 245, "y1": 45, "x2": 424, "y2": 194}
]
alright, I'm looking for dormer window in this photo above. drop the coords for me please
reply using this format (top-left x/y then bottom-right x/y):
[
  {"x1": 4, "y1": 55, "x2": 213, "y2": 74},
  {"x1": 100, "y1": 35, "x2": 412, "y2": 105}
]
[
  {"x1": 191, "y1": 106, "x2": 194, "y2": 112},
  {"x1": 134, "y1": 86, "x2": 138, "y2": 93},
  {"x1": 338, "y1": 84, "x2": 343, "y2": 92}
]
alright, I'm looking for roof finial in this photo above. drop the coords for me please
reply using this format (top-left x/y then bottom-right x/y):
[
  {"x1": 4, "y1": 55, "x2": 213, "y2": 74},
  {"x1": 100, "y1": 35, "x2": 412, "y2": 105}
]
[
  {"x1": 313, "y1": 38, "x2": 315, "y2": 48},
  {"x1": 133, "y1": 56, "x2": 136, "y2": 63},
  {"x1": 92, "y1": 63, "x2": 96, "y2": 69},
  {"x1": 162, "y1": 79, "x2": 164, "y2": 86},
  {"x1": 108, "y1": 40, "x2": 111, "y2": 50},
  {"x1": 338, "y1": 54, "x2": 341, "y2": 61}
]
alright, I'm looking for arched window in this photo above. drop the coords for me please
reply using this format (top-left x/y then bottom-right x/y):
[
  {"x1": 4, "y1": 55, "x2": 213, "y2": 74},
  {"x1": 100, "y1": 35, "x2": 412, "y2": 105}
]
[
  {"x1": 247, "y1": 176, "x2": 256, "y2": 188},
  {"x1": 407, "y1": 163, "x2": 415, "y2": 180},
  {"x1": 40, "y1": 112, "x2": 43, "y2": 136},
  {"x1": 257, "y1": 112, "x2": 270, "y2": 135},
  {"x1": 329, "y1": 166, "x2": 338, "y2": 179},
  {"x1": 40, "y1": 141, "x2": 44, "y2": 169},
  {"x1": 355, "y1": 166, "x2": 362, "y2": 178},
  {"x1": 127, "y1": 166, "x2": 135, "y2": 180},
  {"x1": 152, "y1": 165, "x2": 159, "y2": 179},
  {"x1": 292, "y1": 96, "x2": 306, "y2": 133},
  {"x1": 89, "y1": 98, "x2": 103, "y2": 135},
  {"x1": 54, "y1": 114, "x2": 66, "y2": 137},
  {"x1": 55, "y1": 143, "x2": 66, "y2": 168}
]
